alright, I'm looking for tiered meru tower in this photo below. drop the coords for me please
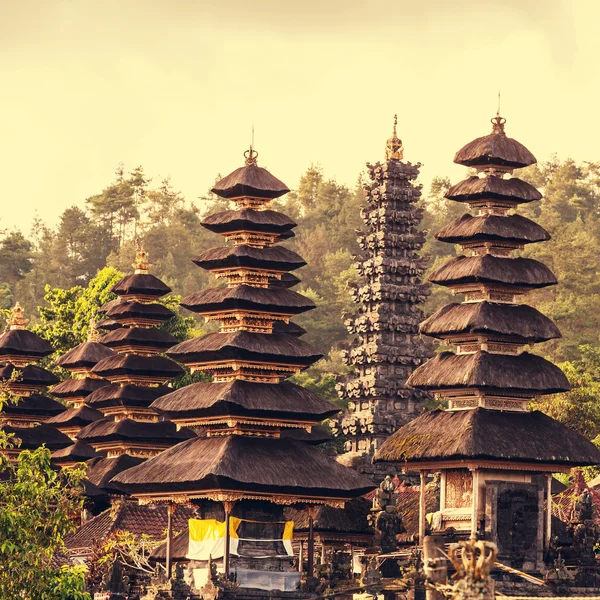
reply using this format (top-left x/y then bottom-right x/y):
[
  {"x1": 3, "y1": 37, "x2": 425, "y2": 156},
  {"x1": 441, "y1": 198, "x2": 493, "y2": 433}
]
[
  {"x1": 335, "y1": 118, "x2": 430, "y2": 460},
  {"x1": 113, "y1": 148, "x2": 373, "y2": 580},
  {"x1": 77, "y1": 248, "x2": 193, "y2": 461},
  {"x1": 375, "y1": 113, "x2": 600, "y2": 571}
]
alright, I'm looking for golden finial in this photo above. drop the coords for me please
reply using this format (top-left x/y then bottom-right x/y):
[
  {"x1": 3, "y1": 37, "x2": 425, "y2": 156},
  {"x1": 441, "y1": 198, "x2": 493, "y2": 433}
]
[
  {"x1": 385, "y1": 114, "x2": 404, "y2": 161},
  {"x1": 244, "y1": 145, "x2": 258, "y2": 166},
  {"x1": 491, "y1": 93, "x2": 506, "y2": 134},
  {"x1": 87, "y1": 319, "x2": 100, "y2": 342},
  {"x1": 8, "y1": 302, "x2": 28, "y2": 330},
  {"x1": 132, "y1": 239, "x2": 152, "y2": 274}
]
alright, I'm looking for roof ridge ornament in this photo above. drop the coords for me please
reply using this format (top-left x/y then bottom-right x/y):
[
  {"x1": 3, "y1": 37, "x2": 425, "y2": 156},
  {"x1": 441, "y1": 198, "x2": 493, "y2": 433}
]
[
  {"x1": 244, "y1": 145, "x2": 259, "y2": 167},
  {"x1": 133, "y1": 239, "x2": 152, "y2": 274},
  {"x1": 87, "y1": 318, "x2": 100, "y2": 342},
  {"x1": 385, "y1": 114, "x2": 404, "y2": 161},
  {"x1": 491, "y1": 113, "x2": 506, "y2": 135},
  {"x1": 8, "y1": 302, "x2": 28, "y2": 330}
]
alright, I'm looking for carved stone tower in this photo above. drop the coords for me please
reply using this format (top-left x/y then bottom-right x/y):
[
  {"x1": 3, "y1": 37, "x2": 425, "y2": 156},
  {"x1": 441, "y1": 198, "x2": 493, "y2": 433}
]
[{"x1": 334, "y1": 117, "x2": 430, "y2": 468}]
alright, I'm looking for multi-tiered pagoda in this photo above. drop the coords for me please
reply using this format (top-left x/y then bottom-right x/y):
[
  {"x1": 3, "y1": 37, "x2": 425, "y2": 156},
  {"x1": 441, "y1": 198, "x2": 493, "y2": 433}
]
[
  {"x1": 112, "y1": 147, "x2": 373, "y2": 589},
  {"x1": 77, "y1": 248, "x2": 193, "y2": 476},
  {"x1": 47, "y1": 322, "x2": 115, "y2": 468},
  {"x1": 0, "y1": 303, "x2": 72, "y2": 458},
  {"x1": 375, "y1": 113, "x2": 600, "y2": 571},
  {"x1": 335, "y1": 118, "x2": 430, "y2": 466}
]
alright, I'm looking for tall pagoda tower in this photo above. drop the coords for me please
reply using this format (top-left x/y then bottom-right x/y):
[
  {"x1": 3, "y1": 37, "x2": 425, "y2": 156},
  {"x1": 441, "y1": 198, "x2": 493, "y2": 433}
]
[
  {"x1": 0, "y1": 303, "x2": 72, "y2": 458},
  {"x1": 47, "y1": 322, "x2": 116, "y2": 467},
  {"x1": 76, "y1": 248, "x2": 193, "y2": 467},
  {"x1": 335, "y1": 117, "x2": 430, "y2": 465},
  {"x1": 375, "y1": 113, "x2": 600, "y2": 571},
  {"x1": 112, "y1": 147, "x2": 373, "y2": 586}
]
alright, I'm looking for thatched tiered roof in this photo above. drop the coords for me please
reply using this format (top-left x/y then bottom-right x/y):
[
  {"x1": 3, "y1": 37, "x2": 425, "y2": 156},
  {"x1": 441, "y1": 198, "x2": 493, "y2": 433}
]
[
  {"x1": 167, "y1": 331, "x2": 322, "y2": 367},
  {"x1": 436, "y1": 214, "x2": 550, "y2": 245},
  {"x1": 1, "y1": 393, "x2": 65, "y2": 420},
  {"x1": 0, "y1": 364, "x2": 60, "y2": 387},
  {"x1": 112, "y1": 436, "x2": 374, "y2": 501},
  {"x1": 192, "y1": 245, "x2": 306, "y2": 272},
  {"x1": 92, "y1": 354, "x2": 184, "y2": 381},
  {"x1": 56, "y1": 341, "x2": 116, "y2": 370},
  {"x1": 86, "y1": 383, "x2": 170, "y2": 410},
  {"x1": 202, "y1": 209, "x2": 296, "y2": 235},
  {"x1": 105, "y1": 301, "x2": 174, "y2": 324},
  {"x1": 211, "y1": 163, "x2": 290, "y2": 199},
  {"x1": 51, "y1": 377, "x2": 111, "y2": 400},
  {"x1": 375, "y1": 408, "x2": 600, "y2": 467},
  {"x1": 445, "y1": 176, "x2": 541, "y2": 204},
  {"x1": 1, "y1": 423, "x2": 72, "y2": 451},
  {"x1": 181, "y1": 285, "x2": 315, "y2": 315},
  {"x1": 151, "y1": 380, "x2": 338, "y2": 422},
  {"x1": 99, "y1": 327, "x2": 177, "y2": 353},
  {"x1": 46, "y1": 405, "x2": 104, "y2": 429},
  {"x1": 51, "y1": 440, "x2": 102, "y2": 465},
  {"x1": 429, "y1": 255, "x2": 556, "y2": 288},
  {"x1": 112, "y1": 273, "x2": 171, "y2": 299},
  {"x1": 407, "y1": 351, "x2": 570, "y2": 393},
  {"x1": 0, "y1": 329, "x2": 53, "y2": 361},
  {"x1": 420, "y1": 302, "x2": 561, "y2": 343}
]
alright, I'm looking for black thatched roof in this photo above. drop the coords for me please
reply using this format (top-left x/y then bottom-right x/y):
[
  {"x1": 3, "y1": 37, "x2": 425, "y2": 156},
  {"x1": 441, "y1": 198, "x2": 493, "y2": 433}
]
[
  {"x1": 420, "y1": 302, "x2": 561, "y2": 343},
  {"x1": 51, "y1": 377, "x2": 111, "y2": 399},
  {"x1": 98, "y1": 299, "x2": 122, "y2": 314},
  {"x1": 0, "y1": 364, "x2": 60, "y2": 386},
  {"x1": 2, "y1": 423, "x2": 72, "y2": 451},
  {"x1": 271, "y1": 273, "x2": 301, "y2": 289},
  {"x1": 201, "y1": 209, "x2": 296, "y2": 235},
  {"x1": 112, "y1": 273, "x2": 171, "y2": 298},
  {"x1": 375, "y1": 408, "x2": 600, "y2": 467},
  {"x1": 284, "y1": 497, "x2": 373, "y2": 534},
  {"x1": 445, "y1": 176, "x2": 541, "y2": 204},
  {"x1": 86, "y1": 454, "x2": 146, "y2": 493},
  {"x1": 111, "y1": 435, "x2": 374, "y2": 499},
  {"x1": 46, "y1": 405, "x2": 104, "y2": 427},
  {"x1": 436, "y1": 214, "x2": 550, "y2": 245},
  {"x1": 91, "y1": 355, "x2": 184, "y2": 380},
  {"x1": 211, "y1": 164, "x2": 290, "y2": 200},
  {"x1": 106, "y1": 301, "x2": 174, "y2": 323},
  {"x1": 151, "y1": 379, "x2": 338, "y2": 422},
  {"x1": 407, "y1": 351, "x2": 570, "y2": 394},
  {"x1": 167, "y1": 331, "x2": 322, "y2": 367},
  {"x1": 57, "y1": 341, "x2": 116, "y2": 370},
  {"x1": 454, "y1": 130, "x2": 537, "y2": 169},
  {"x1": 272, "y1": 321, "x2": 306, "y2": 337},
  {"x1": 0, "y1": 329, "x2": 54, "y2": 359},
  {"x1": 151, "y1": 529, "x2": 190, "y2": 561},
  {"x1": 51, "y1": 441, "x2": 102, "y2": 464},
  {"x1": 181, "y1": 285, "x2": 315, "y2": 316},
  {"x1": 192, "y1": 245, "x2": 306, "y2": 273},
  {"x1": 99, "y1": 327, "x2": 177, "y2": 351},
  {"x1": 96, "y1": 318, "x2": 121, "y2": 331},
  {"x1": 86, "y1": 383, "x2": 171, "y2": 409},
  {"x1": 1, "y1": 392, "x2": 65, "y2": 418},
  {"x1": 77, "y1": 417, "x2": 195, "y2": 445},
  {"x1": 429, "y1": 255, "x2": 557, "y2": 289}
]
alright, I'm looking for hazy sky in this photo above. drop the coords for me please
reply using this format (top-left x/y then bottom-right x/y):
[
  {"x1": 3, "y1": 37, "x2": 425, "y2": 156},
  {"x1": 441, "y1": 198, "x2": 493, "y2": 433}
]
[{"x1": 1, "y1": 0, "x2": 598, "y2": 230}]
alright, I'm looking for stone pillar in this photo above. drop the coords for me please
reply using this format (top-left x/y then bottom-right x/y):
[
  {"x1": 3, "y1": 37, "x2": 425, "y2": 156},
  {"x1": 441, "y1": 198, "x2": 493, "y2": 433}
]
[
  {"x1": 471, "y1": 469, "x2": 479, "y2": 537},
  {"x1": 307, "y1": 506, "x2": 318, "y2": 578},
  {"x1": 298, "y1": 541, "x2": 304, "y2": 573}
]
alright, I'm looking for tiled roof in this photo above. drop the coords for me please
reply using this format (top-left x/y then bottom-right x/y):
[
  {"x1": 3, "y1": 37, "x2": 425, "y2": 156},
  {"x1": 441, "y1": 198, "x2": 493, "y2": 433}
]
[{"x1": 65, "y1": 501, "x2": 195, "y2": 553}]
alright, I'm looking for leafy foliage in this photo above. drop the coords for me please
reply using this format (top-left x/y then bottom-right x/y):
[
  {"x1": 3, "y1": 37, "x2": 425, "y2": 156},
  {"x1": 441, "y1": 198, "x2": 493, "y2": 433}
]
[{"x1": 0, "y1": 433, "x2": 90, "y2": 600}]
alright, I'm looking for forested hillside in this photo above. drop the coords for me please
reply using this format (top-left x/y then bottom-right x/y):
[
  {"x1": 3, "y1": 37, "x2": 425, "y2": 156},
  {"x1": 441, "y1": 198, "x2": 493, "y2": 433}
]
[{"x1": 3, "y1": 158, "x2": 600, "y2": 445}]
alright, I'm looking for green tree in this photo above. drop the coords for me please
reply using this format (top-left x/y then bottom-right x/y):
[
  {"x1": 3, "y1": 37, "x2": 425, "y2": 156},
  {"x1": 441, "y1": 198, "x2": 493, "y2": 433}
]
[{"x1": 0, "y1": 433, "x2": 91, "y2": 600}]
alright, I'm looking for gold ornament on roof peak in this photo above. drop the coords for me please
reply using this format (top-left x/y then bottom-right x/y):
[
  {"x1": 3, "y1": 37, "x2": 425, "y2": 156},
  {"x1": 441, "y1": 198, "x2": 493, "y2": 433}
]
[
  {"x1": 244, "y1": 145, "x2": 259, "y2": 167},
  {"x1": 8, "y1": 302, "x2": 28, "y2": 330},
  {"x1": 385, "y1": 115, "x2": 404, "y2": 161},
  {"x1": 87, "y1": 319, "x2": 100, "y2": 342},
  {"x1": 491, "y1": 112, "x2": 506, "y2": 135},
  {"x1": 133, "y1": 239, "x2": 152, "y2": 274}
]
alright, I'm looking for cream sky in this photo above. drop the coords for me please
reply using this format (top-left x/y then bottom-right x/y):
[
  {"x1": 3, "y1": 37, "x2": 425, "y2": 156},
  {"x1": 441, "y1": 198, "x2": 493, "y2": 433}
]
[{"x1": 1, "y1": 0, "x2": 598, "y2": 230}]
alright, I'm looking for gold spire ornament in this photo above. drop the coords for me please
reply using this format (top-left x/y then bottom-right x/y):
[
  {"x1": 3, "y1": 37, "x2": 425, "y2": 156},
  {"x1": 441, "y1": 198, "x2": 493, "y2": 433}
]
[
  {"x1": 385, "y1": 114, "x2": 404, "y2": 161},
  {"x1": 491, "y1": 94, "x2": 506, "y2": 135},
  {"x1": 244, "y1": 145, "x2": 258, "y2": 166},
  {"x1": 8, "y1": 302, "x2": 28, "y2": 330},
  {"x1": 87, "y1": 319, "x2": 100, "y2": 342},
  {"x1": 133, "y1": 239, "x2": 152, "y2": 274}
]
